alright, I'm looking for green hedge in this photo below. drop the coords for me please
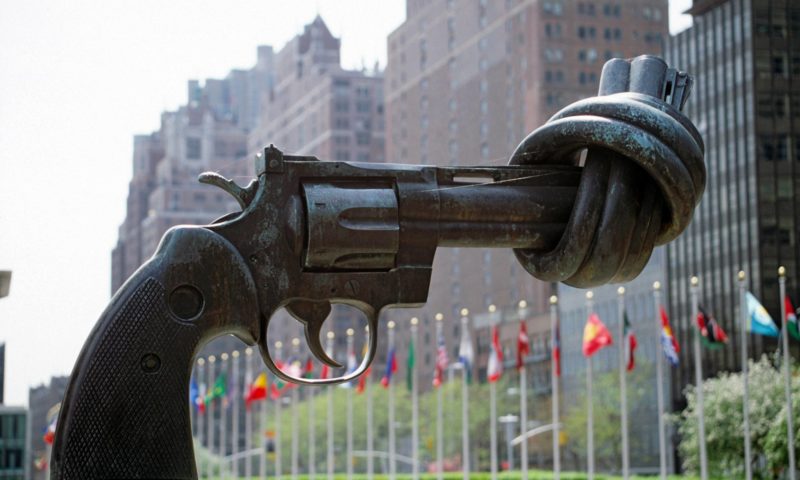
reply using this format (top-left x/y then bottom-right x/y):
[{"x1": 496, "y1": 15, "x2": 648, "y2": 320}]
[{"x1": 207, "y1": 472, "x2": 699, "y2": 480}]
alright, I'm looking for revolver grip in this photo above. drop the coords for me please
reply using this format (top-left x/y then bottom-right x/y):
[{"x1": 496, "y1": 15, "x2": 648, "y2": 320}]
[{"x1": 51, "y1": 227, "x2": 260, "y2": 479}]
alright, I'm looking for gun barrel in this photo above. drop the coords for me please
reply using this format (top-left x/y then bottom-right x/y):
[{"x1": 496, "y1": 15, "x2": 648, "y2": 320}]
[
  {"x1": 435, "y1": 184, "x2": 575, "y2": 248},
  {"x1": 302, "y1": 166, "x2": 579, "y2": 270}
]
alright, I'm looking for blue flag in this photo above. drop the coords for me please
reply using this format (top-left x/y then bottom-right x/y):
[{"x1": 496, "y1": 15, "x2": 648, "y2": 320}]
[
  {"x1": 189, "y1": 377, "x2": 200, "y2": 411},
  {"x1": 746, "y1": 292, "x2": 779, "y2": 337}
]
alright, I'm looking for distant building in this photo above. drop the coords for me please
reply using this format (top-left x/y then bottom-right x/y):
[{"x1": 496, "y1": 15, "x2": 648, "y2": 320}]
[
  {"x1": 0, "y1": 344, "x2": 4, "y2": 405},
  {"x1": 665, "y1": 0, "x2": 800, "y2": 413},
  {"x1": 27, "y1": 376, "x2": 68, "y2": 480},
  {"x1": 110, "y1": 46, "x2": 275, "y2": 294},
  {"x1": 0, "y1": 405, "x2": 27, "y2": 480},
  {"x1": 247, "y1": 15, "x2": 386, "y2": 355}
]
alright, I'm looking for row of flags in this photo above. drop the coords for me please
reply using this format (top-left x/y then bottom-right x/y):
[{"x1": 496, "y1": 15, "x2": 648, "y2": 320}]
[{"x1": 185, "y1": 289, "x2": 800, "y2": 421}]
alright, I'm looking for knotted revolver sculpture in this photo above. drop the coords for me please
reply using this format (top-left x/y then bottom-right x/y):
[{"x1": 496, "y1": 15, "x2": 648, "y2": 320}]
[{"x1": 52, "y1": 56, "x2": 704, "y2": 478}]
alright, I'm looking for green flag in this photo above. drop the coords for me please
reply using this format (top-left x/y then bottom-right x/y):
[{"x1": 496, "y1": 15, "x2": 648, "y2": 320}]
[
  {"x1": 406, "y1": 337, "x2": 415, "y2": 391},
  {"x1": 206, "y1": 372, "x2": 227, "y2": 403}
]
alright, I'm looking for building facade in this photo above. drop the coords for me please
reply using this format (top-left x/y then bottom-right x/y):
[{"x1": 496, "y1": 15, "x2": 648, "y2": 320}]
[
  {"x1": 110, "y1": 46, "x2": 275, "y2": 294},
  {"x1": 27, "y1": 376, "x2": 69, "y2": 480},
  {"x1": 0, "y1": 406, "x2": 27, "y2": 480},
  {"x1": 665, "y1": 0, "x2": 800, "y2": 412},
  {"x1": 384, "y1": 0, "x2": 668, "y2": 425}
]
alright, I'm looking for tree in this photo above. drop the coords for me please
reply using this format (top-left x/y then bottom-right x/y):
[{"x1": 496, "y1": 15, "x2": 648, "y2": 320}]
[
  {"x1": 561, "y1": 364, "x2": 656, "y2": 472},
  {"x1": 676, "y1": 355, "x2": 800, "y2": 478}
]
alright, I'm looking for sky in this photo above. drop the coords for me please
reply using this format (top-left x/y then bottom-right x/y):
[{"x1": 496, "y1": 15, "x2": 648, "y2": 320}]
[{"x1": 0, "y1": 0, "x2": 692, "y2": 407}]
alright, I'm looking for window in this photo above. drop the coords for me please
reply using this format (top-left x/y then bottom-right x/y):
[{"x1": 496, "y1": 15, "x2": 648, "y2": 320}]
[{"x1": 186, "y1": 137, "x2": 201, "y2": 160}]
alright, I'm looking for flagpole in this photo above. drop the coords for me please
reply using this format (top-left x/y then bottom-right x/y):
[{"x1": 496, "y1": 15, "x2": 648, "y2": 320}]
[
  {"x1": 435, "y1": 312, "x2": 444, "y2": 480},
  {"x1": 550, "y1": 295, "x2": 561, "y2": 480},
  {"x1": 197, "y1": 358, "x2": 206, "y2": 479},
  {"x1": 585, "y1": 292, "x2": 594, "y2": 480},
  {"x1": 617, "y1": 287, "x2": 629, "y2": 480},
  {"x1": 309, "y1": 379, "x2": 316, "y2": 480},
  {"x1": 346, "y1": 328, "x2": 355, "y2": 480},
  {"x1": 460, "y1": 309, "x2": 471, "y2": 480},
  {"x1": 220, "y1": 353, "x2": 229, "y2": 480},
  {"x1": 208, "y1": 355, "x2": 217, "y2": 478},
  {"x1": 245, "y1": 348, "x2": 254, "y2": 479},
  {"x1": 291, "y1": 338, "x2": 301, "y2": 480},
  {"x1": 519, "y1": 300, "x2": 529, "y2": 480},
  {"x1": 231, "y1": 351, "x2": 240, "y2": 479},
  {"x1": 488, "y1": 305, "x2": 499, "y2": 480},
  {"x1": 652, "y1": 282, "x2": 667, "y2": 480},
  {"x1": 779, "y1": 266, "x2": 797, "y2": 480},
  {"x1": 260, "y1": 367, "x2": 268, "y2": 480},
  {"x1": 737, "y1": 271, "x2": 753, "y2": 480},
  {"x1": 411, "y1": 317, "x2": 420, "y2": 480},
  {"x1": 366, "y1": 325, "x2": 374, "y2": 480},
  {"x1": 388, "y1": 320, "x2": 397, "y2": 480},
  {"x1": 690, "y1": 276, "x2": 708, "y2": 480},
  {"x1": 326, "y1": 332, "x2": 335, "y2": 480},
  {"x1": 275, "y1": 341, "x2": 284, "y2": 480}
]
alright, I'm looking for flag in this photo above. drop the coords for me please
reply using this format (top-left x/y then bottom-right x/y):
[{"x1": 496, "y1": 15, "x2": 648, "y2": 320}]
[
  {"x1": 42, "y1": 416, "x2": 56, "y2": 445},
  {"x1": 623, "y1": 313, "x2": 638, "y2": 371},
  {"x1": 34, "y1": 455, "x2": 47, "y2": 471},
  {"x1": 42, "y1": 403, "x2": 59, "y2": 445},
  {"x1": 517, "y1": 321, "x2": 530, "y2": 370},
  {"x1": 433, "y1": 331, "x2": 448, "y2": 387},
  {"x1": 487, "y1": 326, "x2": 503, "y2": 383},
  {"x1": 381, "y1": 348, "x2": 397, "y2": 387},
  {"x1": 785, "y1": 296, "x2": 800, "y2": 341},
  {"x1": 196, "y1": 382, "x2": 207, "y2": 413},
  {"x1": 357, "y1": 342, "x2": 371, "y2": 394},
  {"x1": 553, "y1": 320, "x2": 561, "y2": 377},
  {"x1": 406, "y1": 337, "x2": 416, "y2": 391},
  {"x1": 190, "y1": 377, "x2": 200, "y2": 411},
  {"x1": 303, "y1": 357, "x2": 315, "y2": 379},
  {"x1": 206, "y1": 372, "x2": 228, "y2": 404},
  {"x1": 458, "y1": 322, "x2": 474, "y2": 383},
  {"x1": 269, "y1": 383, "x2": 282, "y2": 400},
  {"x1": 660, "y1": 306, "x2": 680, "y2": 366},
  {"x1": 583, "y1": 313, "x2": 613, "y2": 357},
  {"x1": 696, "y1": 306, "x2": 728, "y2": 348},
  {"x1": 746, "y1": 292, "x2": 779, "y2": 337},
  {"x1": 245, "y1": 372, "x2": 268, "y2": 409}
]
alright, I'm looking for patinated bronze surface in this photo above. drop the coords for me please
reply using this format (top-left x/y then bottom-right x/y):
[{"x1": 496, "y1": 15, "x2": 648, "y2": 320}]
[{"x1": 50, "y1": 55, "x2": 704, "y2": 479}]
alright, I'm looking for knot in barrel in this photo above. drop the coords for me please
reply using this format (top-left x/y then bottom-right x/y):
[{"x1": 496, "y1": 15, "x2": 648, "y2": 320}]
[{"x1": 509, "y1": 57, "x2": 705, "y2": 288}]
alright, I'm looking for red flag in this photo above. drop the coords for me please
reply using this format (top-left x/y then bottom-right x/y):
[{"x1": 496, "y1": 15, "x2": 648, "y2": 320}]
[
  {"x1": 269, "y1": 383, "x2": 281, "y2": 400},
  {"x1": 356, "y1": 366, "x2": 371, "y2": 393},
  {"x1": 696, "y1": 307, "x2": 728, "y2": 348},
  {"x1": 553, "y1": 321, "x2": 561, "y2": 377},
  {"x1": 433, "y1": 332, "x2": 448, "y2": 387},
  {"x1": 582, "y1": 313, "x2": 613, "y2": 357},
  {"x1": 623, "y1": 313, "x2": 638, "y2": 371},
  {"x1": 356, "y1": 342, "x2": 371, "y2": 393},
  {"x1": 380, "y1": 348, "x2": 397, "y2": 388},
  {"x1": 487, "y1": 326, "x2": 503, "y2": 382},
  {"x1": 517, "y1": 321, "x2": 530, "y2": 370},
  {"x1": 320, "y1": 364, "x2": 330, "y2": 380},
  {"x1": 244, "y1": 373, "x2": 267, "y2": 409}
]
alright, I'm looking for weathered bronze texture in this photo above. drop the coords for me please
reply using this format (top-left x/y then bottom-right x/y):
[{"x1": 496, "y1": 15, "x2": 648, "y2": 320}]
[{"x1": 51, "y1": 55, "x2": 704, "y2": 479}]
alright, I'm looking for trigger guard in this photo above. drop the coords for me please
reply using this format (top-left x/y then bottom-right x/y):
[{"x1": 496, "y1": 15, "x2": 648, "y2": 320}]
[{"x1": 258, "y1": 309, "x2": 380, "y2": 386}]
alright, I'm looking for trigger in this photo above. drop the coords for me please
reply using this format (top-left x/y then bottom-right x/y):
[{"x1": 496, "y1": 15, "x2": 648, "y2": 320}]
[{"x1": 285, "y1": 300, "x2": 342, "y2": 369}]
